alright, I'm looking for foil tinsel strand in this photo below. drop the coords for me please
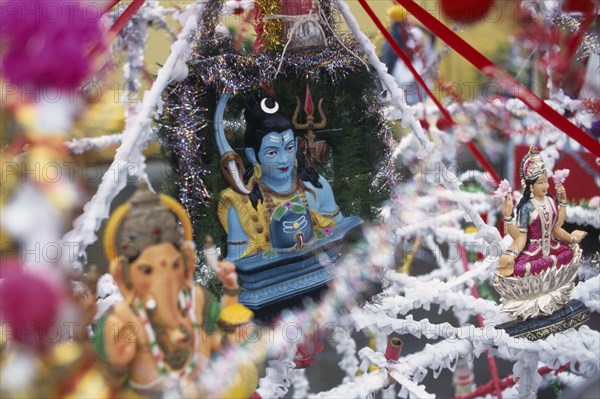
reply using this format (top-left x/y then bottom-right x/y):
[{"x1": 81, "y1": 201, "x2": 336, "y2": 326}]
[
  {"x1": 157, "y1": 81, "x2": 212, "y2": 220},
  {"x1": 552, "y1": 12, "x2": 600, "y2": 58},
  {"x1": 198, "y1": 0, "x2": 225, "y2": 50}
]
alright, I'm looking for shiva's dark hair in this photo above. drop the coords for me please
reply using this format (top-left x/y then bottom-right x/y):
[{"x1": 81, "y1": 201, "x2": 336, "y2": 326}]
[{"x1": 243, "y1": 94, "x2": 322, "y2": 210}]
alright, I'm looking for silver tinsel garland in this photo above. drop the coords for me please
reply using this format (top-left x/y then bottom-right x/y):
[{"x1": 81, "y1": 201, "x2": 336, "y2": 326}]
[{"x1": 552, "y1": 12, "x2": 600, "y2": 59}]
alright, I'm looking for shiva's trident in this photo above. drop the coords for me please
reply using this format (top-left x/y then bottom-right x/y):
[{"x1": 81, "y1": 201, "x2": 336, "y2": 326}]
[{"x1": 292, "y1": 85, "x2": 328, "y2": 166}]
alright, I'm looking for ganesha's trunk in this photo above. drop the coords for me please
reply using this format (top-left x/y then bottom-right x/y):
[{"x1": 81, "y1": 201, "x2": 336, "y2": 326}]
[{"x1": 154, "y1": 278, "x2": 186, "y2": 329}]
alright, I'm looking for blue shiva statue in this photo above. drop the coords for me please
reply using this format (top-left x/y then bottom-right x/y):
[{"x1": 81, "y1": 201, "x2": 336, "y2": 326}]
[{"x1": 214, "y1": 89, "x2": 362, "y2": 315}]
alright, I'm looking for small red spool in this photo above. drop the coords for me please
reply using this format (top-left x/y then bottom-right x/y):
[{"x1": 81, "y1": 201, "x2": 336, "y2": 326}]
[{"x1": 385, "y1": 337, "x2": 403, "y2": 361}]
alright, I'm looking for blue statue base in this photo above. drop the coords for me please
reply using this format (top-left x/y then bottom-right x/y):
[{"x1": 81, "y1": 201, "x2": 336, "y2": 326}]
[
  {"x1": 235, "y1": 216, "x2": 364, "y2": 318},
  {"x1": 495, "y1": 299, "x2": 590, "y2": 341}
]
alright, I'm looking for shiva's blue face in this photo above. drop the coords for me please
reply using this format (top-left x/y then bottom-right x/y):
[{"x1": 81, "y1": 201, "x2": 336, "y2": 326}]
[{"x1": 258, "y1": 129, "x2": 297, "y2": 183}]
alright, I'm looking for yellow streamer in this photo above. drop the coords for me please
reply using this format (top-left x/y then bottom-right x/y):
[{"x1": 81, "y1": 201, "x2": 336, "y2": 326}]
[{"x1": 400, "y1": 237, "x2": 420, "y2": 275}]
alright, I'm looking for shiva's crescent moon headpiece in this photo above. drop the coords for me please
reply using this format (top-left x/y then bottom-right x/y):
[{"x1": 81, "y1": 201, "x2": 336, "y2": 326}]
[
  {"x1": 520, "y1": 146, "x2": 546, "y2": 184},
  {"x1": 214, "y1": 86, "x2": 290, "y2": 195},
  {"x1": 103, "y1": 182, "x2": 193, "y2": 263}
]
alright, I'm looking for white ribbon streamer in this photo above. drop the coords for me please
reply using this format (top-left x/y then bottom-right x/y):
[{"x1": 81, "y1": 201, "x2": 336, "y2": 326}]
[
  {"x1": 290, "y1": 369, "x2": 310, "y2": 399},
  {"x1": 66, "y1": 133, "x2": 123, "y2": 154},
  {"x1": 62, "y1": 9, "x2": 200, "y2": 260}
]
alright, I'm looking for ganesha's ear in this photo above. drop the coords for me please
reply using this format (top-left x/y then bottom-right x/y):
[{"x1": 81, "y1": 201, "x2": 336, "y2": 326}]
[{"x1": 110, "y1": 258, "x2": 133, "y2": 300}]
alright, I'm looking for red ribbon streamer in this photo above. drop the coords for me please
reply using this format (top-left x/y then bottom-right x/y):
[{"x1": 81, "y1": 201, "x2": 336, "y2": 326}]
[
  {"x1": 102, "y1": 0, "x2": 122, "y2": 14},
  {"x1": 395, "y1": 0, "x2": 600, "y2": 158},
  {"x1": 358, "y1": 0, "x2": 501, "y2": 184},
  {"x1": 358, "y1": 0, "x2": 453, "y2": 123},
  {"x1": 107, "y1": 0, "x2": 146, "y2": 39},
  {"x1": 89, "y1": 0, "x2": 145, "y2": 59},
  {"x1": 465, "y1": 141, "x2": 500, "y2": 184}
]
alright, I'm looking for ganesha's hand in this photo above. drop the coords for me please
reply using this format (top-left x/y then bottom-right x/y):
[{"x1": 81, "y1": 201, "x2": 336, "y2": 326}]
[
  {"x1": 497, "y1": 254, "x2": 515, "y2": 277},
  {"x1": 217, "y1": 260, "x2": 239, "y2": 289}
]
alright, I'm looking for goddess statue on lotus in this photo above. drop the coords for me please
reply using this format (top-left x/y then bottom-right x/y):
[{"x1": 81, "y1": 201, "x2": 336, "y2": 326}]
[{"x1": 493, "y1": 147, "x2": 589, "y2": 339}]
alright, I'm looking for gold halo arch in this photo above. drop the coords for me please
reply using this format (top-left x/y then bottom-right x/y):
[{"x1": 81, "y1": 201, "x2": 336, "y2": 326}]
[{"x1": 103, "y1": 194, "x2": 193, "y2": 262}]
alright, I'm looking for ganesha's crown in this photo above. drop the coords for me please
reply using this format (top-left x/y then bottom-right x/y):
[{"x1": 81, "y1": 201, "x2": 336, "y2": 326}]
[{"x1": 104, "y1": 182, "x2": 193, "y2": 262}]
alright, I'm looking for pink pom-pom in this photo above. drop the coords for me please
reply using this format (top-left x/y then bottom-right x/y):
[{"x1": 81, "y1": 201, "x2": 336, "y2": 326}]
[
  {"x1": 0, "y1": 0, "x2": 105, "y2": 90},
  {"x1": 552, "y1": 169, "x2": 570, "y2": 185},
  {"x1": 493, "y1": 179, "x2": 512, "y2": 200},
  {"x1": 589, "y1": 196, "x2": 600, "y2": 208},
  {"x1": 0, "y1": 262, "x2": 64, "y2": 351}
]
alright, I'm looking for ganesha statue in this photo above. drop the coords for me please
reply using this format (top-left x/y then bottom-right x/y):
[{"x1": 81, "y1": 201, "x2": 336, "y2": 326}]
[
  {"x1": 214, "y1": 88, "x2": 362, "y2": 316},
  {"x1": 493, "y1": 147, "x2": 590, "y2": 340},
  {"x1": 93, "y1": 183, "x2": 257, "y2": 396}
]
